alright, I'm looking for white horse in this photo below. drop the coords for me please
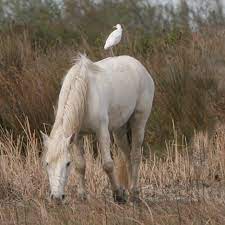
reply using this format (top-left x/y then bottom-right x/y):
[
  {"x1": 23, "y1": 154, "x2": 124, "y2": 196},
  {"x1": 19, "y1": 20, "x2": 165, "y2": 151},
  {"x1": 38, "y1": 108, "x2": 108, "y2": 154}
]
[{"x1": 41, "y1": 54, "x2": 154, "y2": 203}]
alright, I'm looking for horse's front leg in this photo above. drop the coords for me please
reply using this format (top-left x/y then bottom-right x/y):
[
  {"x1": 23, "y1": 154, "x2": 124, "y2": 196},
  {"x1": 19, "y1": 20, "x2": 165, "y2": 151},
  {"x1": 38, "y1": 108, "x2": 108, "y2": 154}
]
[
  {"x1": 97, "y1": 125, "x2": 127, "y2": 204},
  {"x1": 73, "y1": 138, "x2": 87, "y2": 201}
]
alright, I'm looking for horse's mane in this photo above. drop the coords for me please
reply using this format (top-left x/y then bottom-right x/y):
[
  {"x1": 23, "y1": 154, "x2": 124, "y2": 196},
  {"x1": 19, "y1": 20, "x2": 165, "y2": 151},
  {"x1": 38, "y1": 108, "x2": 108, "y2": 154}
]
[{"x1": 50, "y1": 54, "x2": 101, "y2": 138}]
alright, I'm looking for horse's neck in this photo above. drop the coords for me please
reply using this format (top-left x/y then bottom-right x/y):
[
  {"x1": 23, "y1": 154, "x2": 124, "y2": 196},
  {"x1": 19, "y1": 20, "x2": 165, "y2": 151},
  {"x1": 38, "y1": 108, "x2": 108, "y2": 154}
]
[
  {"x1": 50, "y1": 55, "x2": 98, "y2": 138},
  {"x1": 51, "y1": 79, "x2": 87, "y2": 138},
  {"x1": 50, "y1": 122, "x2": 63, "y2": 138}
]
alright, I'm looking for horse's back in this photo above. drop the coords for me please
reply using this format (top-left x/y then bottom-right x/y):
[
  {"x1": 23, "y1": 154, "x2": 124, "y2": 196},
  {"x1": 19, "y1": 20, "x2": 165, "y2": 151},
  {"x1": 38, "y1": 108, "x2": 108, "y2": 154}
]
[
  {"x1": 96, "y1": 55, "x2": 154, "y2": 88},
  {"x1": 96, "y1": 55, "x2": 154, "y2": 110},
  {"x1": 83, "y1": 56, "x2": 154, "y2": 132}
]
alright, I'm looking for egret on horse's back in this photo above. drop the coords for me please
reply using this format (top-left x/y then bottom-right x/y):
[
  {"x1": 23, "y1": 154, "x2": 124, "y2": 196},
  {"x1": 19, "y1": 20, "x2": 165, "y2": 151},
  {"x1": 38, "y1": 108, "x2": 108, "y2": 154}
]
[
  {"x1": 41, "y1": 53, "x2": 154, "y2": 203},
  {"x1": 104, "y1": 24, "x2": 122, "y2": 56}
]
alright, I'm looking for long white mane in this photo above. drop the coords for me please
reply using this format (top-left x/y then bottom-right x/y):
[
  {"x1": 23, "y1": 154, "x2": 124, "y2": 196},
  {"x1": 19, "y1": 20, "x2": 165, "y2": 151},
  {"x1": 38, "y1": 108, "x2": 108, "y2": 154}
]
[{"x1": 51, "y1": 54, "x2": 101, "y2": 138}]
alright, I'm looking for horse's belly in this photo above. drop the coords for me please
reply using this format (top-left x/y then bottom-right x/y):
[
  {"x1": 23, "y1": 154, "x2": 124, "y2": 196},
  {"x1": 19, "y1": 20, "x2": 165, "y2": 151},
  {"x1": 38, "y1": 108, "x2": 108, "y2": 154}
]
[
  {"x1": 81, "y1": 95, "x2": 136, "y2": 133},
  {"x1": 108, "y1": 106, "x2": 134, "y2": 131},
  {"x1": 108, "y1": 93, "x2": 136, "y2": 131},
  {"x1": 81, "y1": 103, "x2": 135, "y2": 133}
]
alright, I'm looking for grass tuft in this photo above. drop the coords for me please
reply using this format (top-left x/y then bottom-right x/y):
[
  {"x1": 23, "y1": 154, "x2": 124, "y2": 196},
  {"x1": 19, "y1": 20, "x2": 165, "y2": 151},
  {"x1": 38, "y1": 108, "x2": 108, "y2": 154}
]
[{"x1": 0, "y1": 122, "x2": 224, "y2": 224}]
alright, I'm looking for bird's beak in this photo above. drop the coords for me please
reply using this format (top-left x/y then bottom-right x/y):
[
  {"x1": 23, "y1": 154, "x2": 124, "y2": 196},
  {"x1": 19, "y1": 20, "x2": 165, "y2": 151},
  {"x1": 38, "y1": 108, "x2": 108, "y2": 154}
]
[{"x1": 113, "y1": 26, "x2": 116, "y2": 29}]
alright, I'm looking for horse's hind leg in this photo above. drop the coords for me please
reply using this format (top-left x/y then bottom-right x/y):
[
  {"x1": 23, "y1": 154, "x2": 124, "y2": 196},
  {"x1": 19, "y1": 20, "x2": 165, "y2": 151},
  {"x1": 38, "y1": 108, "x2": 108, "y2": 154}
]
[
  {"x1": 97, "y1": 124, "x2": 127, "y2": 204},
  {"x1": 129, "y1": 112, "x2": 148, "y2": 203},
  {"x1": 113, "y1": 125, "x2": 131, "y2": 189}
]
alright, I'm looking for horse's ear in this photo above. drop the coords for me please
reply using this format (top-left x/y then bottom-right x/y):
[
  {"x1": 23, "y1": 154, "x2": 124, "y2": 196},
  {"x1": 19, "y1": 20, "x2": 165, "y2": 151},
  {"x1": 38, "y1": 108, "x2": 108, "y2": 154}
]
[
  {"x1": 40, "y1": 131, "x2": 49, "y2": 144},
  {"x1": 66, "y1": 133, "x2": 76, "y2": 146}
]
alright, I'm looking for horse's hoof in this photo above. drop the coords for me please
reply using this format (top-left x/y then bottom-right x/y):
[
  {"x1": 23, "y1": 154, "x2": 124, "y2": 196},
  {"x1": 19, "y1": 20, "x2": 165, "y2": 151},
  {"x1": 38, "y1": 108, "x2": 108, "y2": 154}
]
[
  {"x1": 113, "y1": 187, "x2": 127, "y2": 204},
  {"x1": 130, "y1": 195, "x2": 141, "y2": 204},
  {"x1": 130, "y1": 189, "x2": 141, "y2": 204},
  {"x1": 77, "y1": 191, "x2": 87, "y2": 201}
]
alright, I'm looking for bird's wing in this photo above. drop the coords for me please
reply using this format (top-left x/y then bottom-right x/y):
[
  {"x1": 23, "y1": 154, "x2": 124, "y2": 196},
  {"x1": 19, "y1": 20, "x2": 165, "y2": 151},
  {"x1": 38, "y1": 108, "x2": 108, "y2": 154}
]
[{"x1": 104, "y1": 30, "x2": 122, "y2": 50}]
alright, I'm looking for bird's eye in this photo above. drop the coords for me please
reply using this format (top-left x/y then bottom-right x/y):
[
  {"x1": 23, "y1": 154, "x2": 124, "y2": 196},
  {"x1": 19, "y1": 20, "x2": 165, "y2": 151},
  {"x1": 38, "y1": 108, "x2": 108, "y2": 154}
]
[
  {"x1": 66, "y1": 162, "x2": 71, "y2": 167},
  {"x1": 46, "y1": 162, "x2": 49, "y2": 167}
]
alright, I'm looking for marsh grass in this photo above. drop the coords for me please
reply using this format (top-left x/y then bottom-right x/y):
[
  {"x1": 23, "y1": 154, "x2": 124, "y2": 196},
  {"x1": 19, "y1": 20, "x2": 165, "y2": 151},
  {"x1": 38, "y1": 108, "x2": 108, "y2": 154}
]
[
  {"x1": 0, "y1": 22, "x2": 225, "y2": 225},
  {"x1": 0, "y1": 28, "x2": 225, "y2": 150},
  {"x1": 0, "y1": 121, "x2": 224, "y2": 224}
]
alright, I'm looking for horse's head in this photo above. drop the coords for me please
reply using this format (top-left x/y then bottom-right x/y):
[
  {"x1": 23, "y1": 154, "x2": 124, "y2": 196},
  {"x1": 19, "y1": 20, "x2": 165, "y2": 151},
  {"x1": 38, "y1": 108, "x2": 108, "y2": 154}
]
[{"x1": 41, "y1": 131, "x2": 75, "y2": 201}]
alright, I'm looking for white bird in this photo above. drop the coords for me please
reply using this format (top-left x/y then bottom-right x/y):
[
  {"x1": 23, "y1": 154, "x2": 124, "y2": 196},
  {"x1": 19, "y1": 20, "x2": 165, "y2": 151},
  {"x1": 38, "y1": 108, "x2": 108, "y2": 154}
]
[{"x1": 104, "y1": 24, "x2": 122, "y2": 56}]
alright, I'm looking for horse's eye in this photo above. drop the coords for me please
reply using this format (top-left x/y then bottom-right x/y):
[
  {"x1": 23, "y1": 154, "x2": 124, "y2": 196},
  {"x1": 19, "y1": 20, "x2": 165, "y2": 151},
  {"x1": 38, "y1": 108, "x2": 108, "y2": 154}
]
[
  {"x1": 46, "y1": 162, "x2": 49, "y2": 167},
  {"x1": 66, "y1": 162, "x2": 71, "y2": 167}
]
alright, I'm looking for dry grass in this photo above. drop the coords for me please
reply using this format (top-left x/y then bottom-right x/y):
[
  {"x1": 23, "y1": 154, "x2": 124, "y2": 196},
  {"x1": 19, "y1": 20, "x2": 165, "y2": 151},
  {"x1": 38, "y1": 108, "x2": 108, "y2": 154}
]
[
  {"x1": 0, "y1": 32, "x2": 74, "y2": 134},
  {"x1": 0, "y1": 22, "x2": 225, "y2": 225},
  {"x1": 1, "y1": 28, "x2": 225, "y2": 150},
  {"x1": 0, "y1": 121, "x2": 224, "y2": 224}
]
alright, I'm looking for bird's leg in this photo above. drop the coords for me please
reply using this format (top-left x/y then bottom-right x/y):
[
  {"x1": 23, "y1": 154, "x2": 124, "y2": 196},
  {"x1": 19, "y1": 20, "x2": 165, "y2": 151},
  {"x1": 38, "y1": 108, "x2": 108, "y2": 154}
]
[{"x1": 110, "y1": 48, "x2": 114, "y2": 57}]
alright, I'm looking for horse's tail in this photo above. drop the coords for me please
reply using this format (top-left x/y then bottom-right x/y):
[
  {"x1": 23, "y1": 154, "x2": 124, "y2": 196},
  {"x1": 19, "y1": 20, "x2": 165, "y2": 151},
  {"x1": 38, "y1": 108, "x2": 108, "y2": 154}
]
[{"x1": 116, "y1": 126, "x2": 132, "y2": 189}]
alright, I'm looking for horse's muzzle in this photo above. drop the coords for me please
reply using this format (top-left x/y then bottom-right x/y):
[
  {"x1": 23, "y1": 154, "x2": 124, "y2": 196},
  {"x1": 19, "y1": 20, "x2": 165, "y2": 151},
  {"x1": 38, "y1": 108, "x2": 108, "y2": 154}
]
[{"x1": 50, "y1": 193, "x2": 65, "y2": 202}]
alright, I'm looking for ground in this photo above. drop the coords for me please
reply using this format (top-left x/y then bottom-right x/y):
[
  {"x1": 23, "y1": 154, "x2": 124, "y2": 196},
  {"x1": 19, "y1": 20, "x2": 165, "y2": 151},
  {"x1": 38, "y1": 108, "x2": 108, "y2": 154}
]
[{"x1": 0, "y1": 127, "x2": 225, "y2": 225}]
